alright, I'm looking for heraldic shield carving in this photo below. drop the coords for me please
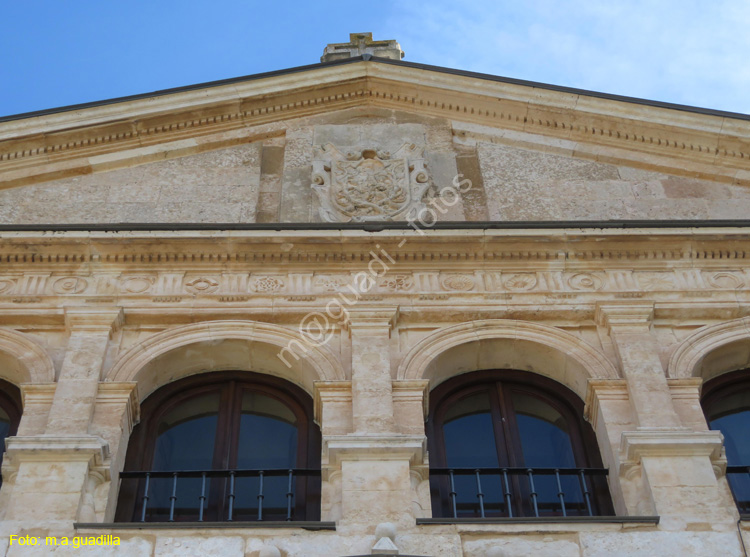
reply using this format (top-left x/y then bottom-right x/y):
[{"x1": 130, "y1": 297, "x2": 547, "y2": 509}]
[{"x1": 311, "y1": 143, "x2": 432, "y2": 222}]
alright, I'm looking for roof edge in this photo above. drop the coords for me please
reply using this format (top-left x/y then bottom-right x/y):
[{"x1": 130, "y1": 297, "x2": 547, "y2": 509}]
[
  {"x1": 2, "y1": 220, "x2": 750, "y2": 233},
  {"x1": 1, "y1": 56, "x2": 748, "y2": 124}
]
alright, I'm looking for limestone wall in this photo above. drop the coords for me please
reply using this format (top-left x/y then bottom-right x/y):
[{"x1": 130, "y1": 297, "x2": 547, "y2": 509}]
[
  {"x1": 0, "y1": 229, "x2": 748, "y2": 556},
  {"x1": 1, "y1": 109, "x2": 747, "y2": 225}
]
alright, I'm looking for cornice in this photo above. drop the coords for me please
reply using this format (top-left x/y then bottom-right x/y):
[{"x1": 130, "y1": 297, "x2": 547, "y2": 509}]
[
  {"x1": 0, "y1": 228, "x2": 750, "y2": 269},
  {"x1": 1, "y1": 62, "x2": 749, "y2": 190}
]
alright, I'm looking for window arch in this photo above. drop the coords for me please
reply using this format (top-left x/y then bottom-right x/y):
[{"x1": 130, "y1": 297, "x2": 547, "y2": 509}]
[
  {"x1": 0, "y1": 379, "x2": 21, "y2": 492},
  {"x1": 702, "y1": 369, "x2": 750, "y2": 513},
  {"x1": 427, "y1": 370, "x2": 613, "y2": 518},
  {"x1": 115, "y1": 371, "x2": 321, "y2": 522}
]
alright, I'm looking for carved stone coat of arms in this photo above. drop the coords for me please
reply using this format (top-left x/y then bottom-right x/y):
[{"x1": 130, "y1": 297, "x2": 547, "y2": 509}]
[{"x1": 311, "y1": 143, "x2": 431, "y2": 222}]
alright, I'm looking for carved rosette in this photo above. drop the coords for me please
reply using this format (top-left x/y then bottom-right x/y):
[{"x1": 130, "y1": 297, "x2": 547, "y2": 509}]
[
  {"x1": 503, "y1": 273, "x2": 538, "y2": 291},
  {"x1": 441, "y1": 274, "x2": 475, "y2": 291},
  {"x1": 311, "y1": 143, "x2": 431, "y2": 222},
  {"x1": 253, "y1": 277, "x2": 285, "y2": 293}
]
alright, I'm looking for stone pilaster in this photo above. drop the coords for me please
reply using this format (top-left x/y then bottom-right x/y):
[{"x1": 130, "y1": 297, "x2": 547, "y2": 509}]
[
  {"x1": 392, "y1": 380, "x2": 429, "y2": 435},
  {"x1": 44, "y1": 308, "x2": 123, "y2": 435},
  {"x1": 16, "y1": 383, "x2": 56, "y2": 436},
  {"x1": 595, "y1": 302, "x2": 680, "y2": 428},
  {"x1": 584, "y1": 379, "x2": 634, "y2": 515},
  {"x1": 89, "y1": 382, "x2": 139, "y2": 522},
  {"x1": 596, "y1": 303, "x2": 737, "y2": 529},
  {"x1": 1, "y1": 308, "x2": 123, "y2": 525},
  {"x1": 322, "y1": 435, "x2": 427, "y2": 530},
  {"x1": 2, "y1": 436, "x2": 109, "y2": 524},
  {"x1": 314, "y1": 381, "x2": 353, "y2": 436},
  {"x1": 347, "y1": 307, "x2": 397, "y2": 434},
  {"x1": 620, "y1": 430, "x2": 736, "y2": 529}
]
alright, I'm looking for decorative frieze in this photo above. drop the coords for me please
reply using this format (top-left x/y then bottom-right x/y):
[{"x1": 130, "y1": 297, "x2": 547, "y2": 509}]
[{"x1": 1, "y1": 267, "x2": 750, "y2": 301}]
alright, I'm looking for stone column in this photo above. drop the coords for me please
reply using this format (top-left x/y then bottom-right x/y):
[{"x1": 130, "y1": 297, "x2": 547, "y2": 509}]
[{"x1": 348, "y1": 307, "x2": 397, "y2": 434}]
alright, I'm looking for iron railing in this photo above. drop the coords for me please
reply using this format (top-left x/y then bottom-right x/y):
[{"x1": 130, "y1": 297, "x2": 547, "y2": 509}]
[
  {"x1": 119, "y1": 468, "x2": 320, "y2": 522},
  {"x1": 430, "y1": 467, "x2": 609, "y2": 518}
]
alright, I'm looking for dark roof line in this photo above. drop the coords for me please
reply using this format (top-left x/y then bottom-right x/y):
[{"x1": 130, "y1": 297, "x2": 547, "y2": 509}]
[
  {"x1": 1, "y1": 220, "x2": 750, "y2": 233},
  {"x1": 2, "y1": 56, "x2": 749, "y2": 123}
]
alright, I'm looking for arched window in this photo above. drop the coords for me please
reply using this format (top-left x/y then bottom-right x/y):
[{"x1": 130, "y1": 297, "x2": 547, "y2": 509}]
[
  {"x1": 0, "y1": 379, "x2": 22, "y2": 491},
  {"x1": 427, "y1": 370, "x2": 613, "y2": 518},
  {"x1": 115, "y1": 371, "x2": 321, "y2": 522},
  {"x1": 702, "y1": 369, "x2": 750, "y2": 514}
]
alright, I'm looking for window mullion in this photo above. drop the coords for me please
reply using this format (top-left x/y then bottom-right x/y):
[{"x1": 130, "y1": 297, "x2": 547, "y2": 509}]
[{"x1": 491, "y1": 383, "x2": 513, "y2": 468}]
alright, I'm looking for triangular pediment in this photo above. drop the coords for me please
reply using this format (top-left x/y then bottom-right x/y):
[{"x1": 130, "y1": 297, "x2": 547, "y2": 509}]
[
  {"x1": 2, "y1": 60, "x2": 748, "y2": 189},
  {"x1": 1, "y1": 59, "x2": 749, "y2": 225}
]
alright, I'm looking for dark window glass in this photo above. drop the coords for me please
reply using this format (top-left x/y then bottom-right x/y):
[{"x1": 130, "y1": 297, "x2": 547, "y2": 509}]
[
  {"x1": 115, "y1": 371, "x2": 321, "y2": 522},
  {"x1": 0, "y1": 379, "x2": 22, "y2": 491},
  {"x1": 443, "y1": 392, "x2": 498, "y2": 468},
  {"x1": 233, "y1": 391, "x2": 299, "y2": 520},
  {"x1": 703, "y1": 371, "x2": 750, "y2": 513},
  {"x1": 428, "y1": 370, "x2": 613, "y2": 518}
]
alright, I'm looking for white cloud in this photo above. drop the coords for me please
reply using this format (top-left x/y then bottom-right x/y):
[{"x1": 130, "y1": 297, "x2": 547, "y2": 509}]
[{"x1": 383, "y1": 0, "x2": 750, "y2": 113}]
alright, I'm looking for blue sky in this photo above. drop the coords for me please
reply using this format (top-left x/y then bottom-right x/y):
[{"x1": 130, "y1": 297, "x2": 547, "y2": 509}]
[{"x1": 1, "y1": 1, "x2": 748, "y2": 118}]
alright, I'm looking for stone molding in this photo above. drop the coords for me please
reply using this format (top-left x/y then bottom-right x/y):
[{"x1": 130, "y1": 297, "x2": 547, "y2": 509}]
[
  {"x1": 346, "y1": 307, "x2": 399, "y2": 334},
  {"x1": 2, "y1": 229, "x2": 750, "y2": 264},
  {"x1": 20, "y1": 382, "x2": 57, "y2": 405},
  {"x1": 2, "y1": 63, "x2": 749, "y2": 190},
  {"x1": 392, "y1": 380, "x2": 430, "y2": 419},
  {"x1": 397, "y1": 319, "x2": 619, "y2": 388},
  {"x1": 667, "y1": 377, "x2": 704, "y2": 398},
  {"x1": 620, "y1": 429, "x2": 724, "y2": 466},
  {"x1": 321, "y1": 434, "x2": 427, "y2": 470},
  {"x1": 583, "y1": 379, "x2": 629, "y2": 427},
  {"x1": 668, "y1": 316, "x2": 750, "y2": 379},
  {"x1": 3, "y1": 435, "x2": 110, "y2": 479},
  {"x1": 595, "y1": 302, "x2": 655, "y2": 335},
  {"x1": 0, "y1": 327, "x2": 56, "y2": 384},
  {"x1": 64, "y1": 307, "x2": 124, "y2": 336},
  {"x1": 314, "y1": 380, "x2": 353, "y2": 426},
  {"x1": 105, "y1": 320, "x2": 347, "y2": 388},
  {"x1": 95, "y1": 382, "x2": 140, "y2": 432}
]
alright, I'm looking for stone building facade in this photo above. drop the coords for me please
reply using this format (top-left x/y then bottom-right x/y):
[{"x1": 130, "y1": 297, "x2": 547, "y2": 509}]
[{"x1": 1, "y1": 33, "x2": 750, "y2": 556}]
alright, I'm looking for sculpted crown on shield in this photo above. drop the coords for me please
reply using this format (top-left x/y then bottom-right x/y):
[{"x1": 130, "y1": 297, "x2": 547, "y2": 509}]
[{"x1": 311, "y1": 142, "x2": 432, "y2": 222}]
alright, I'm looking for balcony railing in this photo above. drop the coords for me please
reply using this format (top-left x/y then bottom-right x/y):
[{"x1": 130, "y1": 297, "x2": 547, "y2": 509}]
[
  {"x1": 119, "y1": 468, "x2": 321, "y2": 522},
  {"x1": 430, "y1": 467, "x2": 609, "y2": 518}
]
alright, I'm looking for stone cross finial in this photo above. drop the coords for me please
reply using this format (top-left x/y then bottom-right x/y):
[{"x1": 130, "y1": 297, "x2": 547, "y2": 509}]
[{"x1": 321, "y1": 32, "x2": 404, "y2": 62}]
